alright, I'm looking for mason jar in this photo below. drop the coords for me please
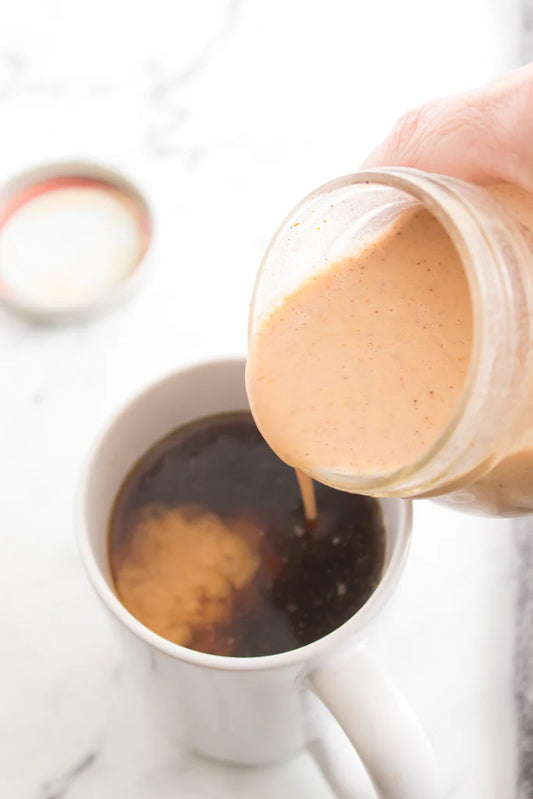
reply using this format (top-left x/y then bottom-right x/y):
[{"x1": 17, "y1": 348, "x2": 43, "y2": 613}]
[{"x1": 248, "y1": 168, "x2": 533, "y2": 516}]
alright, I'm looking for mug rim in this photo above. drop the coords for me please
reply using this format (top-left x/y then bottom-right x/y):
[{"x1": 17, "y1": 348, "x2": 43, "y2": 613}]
[{"x1": 76, "y1": 357, "x2": 413, "y2": 672}]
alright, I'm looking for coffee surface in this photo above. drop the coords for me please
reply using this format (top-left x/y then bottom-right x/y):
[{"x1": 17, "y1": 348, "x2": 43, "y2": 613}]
[{"x1": 109, "y1": 413, "x2": 385, "y2": 657}]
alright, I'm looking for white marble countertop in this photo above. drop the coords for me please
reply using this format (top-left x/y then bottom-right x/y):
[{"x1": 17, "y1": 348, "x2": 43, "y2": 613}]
[{"x1": 0, "y1": 1, "x2": 526, "y2": 797}]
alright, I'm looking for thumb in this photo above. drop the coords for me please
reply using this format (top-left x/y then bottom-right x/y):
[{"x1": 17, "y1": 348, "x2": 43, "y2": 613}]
[{"x1": 361, "y1": 63, "x2": 533, "y2": 193}]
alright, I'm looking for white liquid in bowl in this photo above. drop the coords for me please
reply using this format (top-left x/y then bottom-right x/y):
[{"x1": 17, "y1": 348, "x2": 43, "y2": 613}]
[{"x1": 0, "y1": 177, "x2": 150, "y2": 314}]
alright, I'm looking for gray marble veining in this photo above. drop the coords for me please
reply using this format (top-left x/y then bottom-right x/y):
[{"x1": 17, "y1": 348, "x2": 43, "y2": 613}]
[
  {"x1": 516, "y1": 520, "x2": 533, "y2": 799},
  {"x1": 37, "y1": 751, "x2": 98, "y2": 799},
  {"x1": 145, "y1": 0, "x2": 243, "y2": 156},
  {"x1": 522, "y1": 0, "x2": 533, "y2": 60}
]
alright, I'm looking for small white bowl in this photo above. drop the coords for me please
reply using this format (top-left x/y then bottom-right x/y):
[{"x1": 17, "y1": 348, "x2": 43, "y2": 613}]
[{"x1": 0, "y1": 161, "x2": 153, "y2": 324}]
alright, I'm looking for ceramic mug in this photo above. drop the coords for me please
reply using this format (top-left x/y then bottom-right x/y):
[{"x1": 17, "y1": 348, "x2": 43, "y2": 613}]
[{"x1": 76, "y1": 358, "x2": 440, "y2": 799}]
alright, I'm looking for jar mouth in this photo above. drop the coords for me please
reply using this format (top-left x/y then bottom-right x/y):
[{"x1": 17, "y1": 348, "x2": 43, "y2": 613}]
[{"x1": 251, "y1": 167, "x2": 517, "y2": 496}]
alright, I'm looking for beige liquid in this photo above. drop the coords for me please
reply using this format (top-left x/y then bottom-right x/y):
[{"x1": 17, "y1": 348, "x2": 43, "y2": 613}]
[
  {"x1": 248, "y1": 205, "x2": 473, "y2": 476},
  {"x1": 295, "y1": 469, "x2": 317, "y2": 522},
  {"x1": 247, "y1": 183, "x2": 533, "y2": 515}
]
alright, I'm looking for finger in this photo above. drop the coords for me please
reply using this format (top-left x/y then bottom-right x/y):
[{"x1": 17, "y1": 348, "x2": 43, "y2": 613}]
[{"x1": 361, "y1": 62, "x2": 533, "y2": 193}]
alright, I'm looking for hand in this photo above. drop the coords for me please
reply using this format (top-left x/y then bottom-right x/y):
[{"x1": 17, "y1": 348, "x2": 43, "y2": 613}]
[{"x1": 362, "y1": 62, "x2": 533, "y2": 193}]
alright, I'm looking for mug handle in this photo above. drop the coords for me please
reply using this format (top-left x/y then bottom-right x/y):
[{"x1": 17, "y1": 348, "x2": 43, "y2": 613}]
[{"x1": 309, "y1": 646, "x2": 440, "y2": 799}]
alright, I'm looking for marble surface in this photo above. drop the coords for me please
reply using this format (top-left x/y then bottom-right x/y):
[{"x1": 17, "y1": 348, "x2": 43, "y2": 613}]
[
  {"x1": 0, "y1": 1, "x2": 526, "y2": 797},
  {"x1": 515, "y1": 520, "x2": 533, "y2": 799}
]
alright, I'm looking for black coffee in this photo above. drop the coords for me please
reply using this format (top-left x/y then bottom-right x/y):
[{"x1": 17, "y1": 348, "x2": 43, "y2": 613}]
[{"x1": 109, "y1": 413, "x2": 385, "y2": 657}]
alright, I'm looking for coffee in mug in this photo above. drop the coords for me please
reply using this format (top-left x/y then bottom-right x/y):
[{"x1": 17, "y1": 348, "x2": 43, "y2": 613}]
[{"x1": 108, "y1": 412, "x2": 385, "y2": 657}]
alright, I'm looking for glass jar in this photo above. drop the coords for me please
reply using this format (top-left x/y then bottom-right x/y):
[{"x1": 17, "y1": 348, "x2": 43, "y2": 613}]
[{"x1": 248, "y1": 167, "x2": 533, "y2": 516}]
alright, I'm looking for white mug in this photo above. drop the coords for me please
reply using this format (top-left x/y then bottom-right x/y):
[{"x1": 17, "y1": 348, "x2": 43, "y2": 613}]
[{"x1": 76, "y1": 358, "x2": 440, "y2": 799}]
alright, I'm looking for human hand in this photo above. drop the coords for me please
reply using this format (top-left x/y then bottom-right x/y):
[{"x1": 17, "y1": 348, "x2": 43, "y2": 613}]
[{"x1": 362, "y1": 62, "x2": 533, "y2": 193}]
